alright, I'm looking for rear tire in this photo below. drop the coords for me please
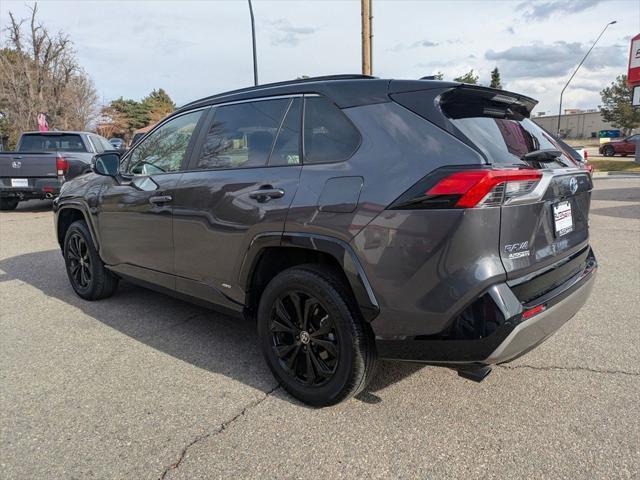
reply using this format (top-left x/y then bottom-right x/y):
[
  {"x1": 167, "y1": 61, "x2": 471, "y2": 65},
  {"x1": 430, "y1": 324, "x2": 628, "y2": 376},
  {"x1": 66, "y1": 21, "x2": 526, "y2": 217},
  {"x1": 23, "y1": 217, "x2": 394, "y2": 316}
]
[
  {"x1": 0, "y1": 198, "x2": 19, "y2": 211},
  {"x1": 603, "y1": 145, "x2": 615, "y2": 157},
  {"x1": 63, "y1": 220, "x2": 118, "y2": 300},
  {"x1": 257, "y1": 265, "x2": 377, "y2": 407}
]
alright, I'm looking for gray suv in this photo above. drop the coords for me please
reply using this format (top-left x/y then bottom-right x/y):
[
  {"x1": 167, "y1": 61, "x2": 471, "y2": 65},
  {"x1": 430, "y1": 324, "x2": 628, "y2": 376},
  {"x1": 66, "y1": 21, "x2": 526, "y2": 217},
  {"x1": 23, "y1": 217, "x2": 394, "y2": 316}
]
[{"x1": 53, "y1": 75, "x2": 597, "y2": 406}]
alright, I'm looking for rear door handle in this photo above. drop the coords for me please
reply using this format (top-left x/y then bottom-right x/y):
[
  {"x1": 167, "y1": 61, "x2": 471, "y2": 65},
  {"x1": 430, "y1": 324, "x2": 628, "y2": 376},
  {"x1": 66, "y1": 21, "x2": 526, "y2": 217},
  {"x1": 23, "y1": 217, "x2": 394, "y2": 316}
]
[
  {"x1": 249, "y1": 188, "x2": 285, "y2": 202},
  {"x1": 149, "y1": 195, "x2": 172, "y2": 204}
]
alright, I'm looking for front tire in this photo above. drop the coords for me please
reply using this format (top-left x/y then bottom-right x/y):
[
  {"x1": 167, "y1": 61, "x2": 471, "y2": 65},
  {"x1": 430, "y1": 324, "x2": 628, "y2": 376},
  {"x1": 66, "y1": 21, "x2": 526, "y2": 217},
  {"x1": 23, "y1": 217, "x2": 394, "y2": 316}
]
[
  {"x1": 63, "y1": 220, "x2": 118, "y2": 300},
  {"x1": 0, "y1": 198, "x2": 19, "y2": 211},
  {"x1": 257, "y1": 265, "x2": 377, "y2": 407},
  {"x1": 603, "y1": 145, "x2": 615, "y2": 157}
]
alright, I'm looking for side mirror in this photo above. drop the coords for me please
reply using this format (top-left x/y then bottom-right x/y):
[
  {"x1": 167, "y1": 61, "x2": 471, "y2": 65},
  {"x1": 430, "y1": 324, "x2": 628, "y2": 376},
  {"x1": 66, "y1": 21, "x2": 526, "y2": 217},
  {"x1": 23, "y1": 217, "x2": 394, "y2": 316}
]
[{"x1": 92, "y1": 152, "x2": 120, "y2": 177}]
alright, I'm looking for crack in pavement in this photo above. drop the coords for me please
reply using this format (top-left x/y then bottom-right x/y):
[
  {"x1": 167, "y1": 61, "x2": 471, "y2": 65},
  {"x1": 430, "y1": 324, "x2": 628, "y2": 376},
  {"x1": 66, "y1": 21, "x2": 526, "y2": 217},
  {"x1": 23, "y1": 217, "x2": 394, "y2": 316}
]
[
  {"x1": 158, "y1": 384, "x2": 280, "y2": 480},
  {"x1": 499, "y1": 364, "x2": 639, "y2": 377}
]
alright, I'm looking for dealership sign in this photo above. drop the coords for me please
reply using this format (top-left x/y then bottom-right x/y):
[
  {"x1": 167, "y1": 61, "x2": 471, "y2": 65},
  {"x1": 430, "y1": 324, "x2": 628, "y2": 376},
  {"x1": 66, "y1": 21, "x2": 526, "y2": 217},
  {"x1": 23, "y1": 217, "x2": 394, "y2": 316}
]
[{"x1": 629, "y1": 33, "x2": 640, "y2": 86}]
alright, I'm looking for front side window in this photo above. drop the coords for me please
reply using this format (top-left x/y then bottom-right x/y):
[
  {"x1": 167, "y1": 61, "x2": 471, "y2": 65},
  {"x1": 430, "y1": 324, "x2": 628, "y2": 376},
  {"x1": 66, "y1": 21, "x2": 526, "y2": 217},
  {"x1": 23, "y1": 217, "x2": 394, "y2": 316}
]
[
  {"x1": 196, "y1": 99, "x2": 290, "y2": 170},
  {"x1": 127, "y1": 110, "x2": 203, "y2": 175},
  {"x1": 303, "y1": 96, "x2": 360, "y2": 164}
]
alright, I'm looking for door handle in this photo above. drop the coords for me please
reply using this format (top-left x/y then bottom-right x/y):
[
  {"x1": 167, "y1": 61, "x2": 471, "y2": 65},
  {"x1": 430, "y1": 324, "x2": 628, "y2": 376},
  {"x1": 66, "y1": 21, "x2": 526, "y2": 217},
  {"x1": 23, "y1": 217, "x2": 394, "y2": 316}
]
[
  {"x1": 249, "y1": 188, "x2": 285, "y2": 202},
  {"x1": 149, "y1": 195, "x2": 172, "y2": 204}
]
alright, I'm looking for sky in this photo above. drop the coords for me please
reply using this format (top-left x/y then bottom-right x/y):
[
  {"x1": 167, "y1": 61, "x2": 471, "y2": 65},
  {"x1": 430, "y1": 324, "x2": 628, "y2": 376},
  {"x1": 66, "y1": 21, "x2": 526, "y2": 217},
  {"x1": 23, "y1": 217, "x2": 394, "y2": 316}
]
[{"x1": 1, "y1": 0, "x2": 638, "y2": 116}]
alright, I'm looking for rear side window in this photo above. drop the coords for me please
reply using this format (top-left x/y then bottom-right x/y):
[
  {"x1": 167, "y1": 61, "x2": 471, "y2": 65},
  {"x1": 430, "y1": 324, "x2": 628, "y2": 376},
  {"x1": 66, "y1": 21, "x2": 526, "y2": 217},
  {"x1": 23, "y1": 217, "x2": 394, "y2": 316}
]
[
  {"x1": 19, "y1": 134, "x2": 87, "y2": 152},
  {"x1": 196, "y1": 99, "x2": 289, "y2": 170},
  {"x1": 303, "y1": 97, "x2": 360, "y2": 164}
]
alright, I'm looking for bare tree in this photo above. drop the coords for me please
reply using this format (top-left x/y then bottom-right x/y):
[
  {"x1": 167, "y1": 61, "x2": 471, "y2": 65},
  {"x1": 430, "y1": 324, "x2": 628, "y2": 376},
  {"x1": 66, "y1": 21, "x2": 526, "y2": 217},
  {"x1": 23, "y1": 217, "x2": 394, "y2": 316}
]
[{"x1": 0, "y1": 3, "x2": 97, "y2": 147}]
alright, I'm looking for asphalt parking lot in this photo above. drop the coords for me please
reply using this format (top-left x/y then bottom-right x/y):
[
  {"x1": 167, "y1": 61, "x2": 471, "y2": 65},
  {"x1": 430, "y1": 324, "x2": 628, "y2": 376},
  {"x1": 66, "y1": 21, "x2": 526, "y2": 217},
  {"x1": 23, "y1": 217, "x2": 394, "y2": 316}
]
[{"x1": 1, "y1": 177, "x2": 639, "y2": 479}]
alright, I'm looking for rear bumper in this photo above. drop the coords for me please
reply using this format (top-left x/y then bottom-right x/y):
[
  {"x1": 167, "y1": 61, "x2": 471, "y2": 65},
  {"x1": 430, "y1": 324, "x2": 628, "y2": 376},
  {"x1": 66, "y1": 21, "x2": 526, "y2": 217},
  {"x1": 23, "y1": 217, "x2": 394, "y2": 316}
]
[
  {"x1": 376, "y1": 249, "x2": 597, "y2": 365},
  {"x1": 484, "y1": 262, "x2": 595, "y2": 364},
  {"x1": 0, "y1": 179, "x2": 61, "y2": 200}
]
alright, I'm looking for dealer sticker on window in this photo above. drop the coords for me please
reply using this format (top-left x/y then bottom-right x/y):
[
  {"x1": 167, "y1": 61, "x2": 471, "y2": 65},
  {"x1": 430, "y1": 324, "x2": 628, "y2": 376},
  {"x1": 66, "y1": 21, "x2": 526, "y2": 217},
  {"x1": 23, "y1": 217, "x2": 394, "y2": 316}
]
[{"x1": 553, "y1": 201, "x2": 573, "y2": 236}]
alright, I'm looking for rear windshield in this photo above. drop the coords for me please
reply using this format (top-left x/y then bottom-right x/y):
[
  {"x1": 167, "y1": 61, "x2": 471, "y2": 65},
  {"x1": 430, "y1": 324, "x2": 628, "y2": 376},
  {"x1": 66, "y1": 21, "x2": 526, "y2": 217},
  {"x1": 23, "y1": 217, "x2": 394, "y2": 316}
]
[
  {"x1": 449, "y1": 117, "x2": 576, "y2": 166},
  {"x1": 19, "y1": 134, "x2": 87, "y2": 152},
  {"x1": 440, "y1": 88, "x2": 577, "y2": 167}
]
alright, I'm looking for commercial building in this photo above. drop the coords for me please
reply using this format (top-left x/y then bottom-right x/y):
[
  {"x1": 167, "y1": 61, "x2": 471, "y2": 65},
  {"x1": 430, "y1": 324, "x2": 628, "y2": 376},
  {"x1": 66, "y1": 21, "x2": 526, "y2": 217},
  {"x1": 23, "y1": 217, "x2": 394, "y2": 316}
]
[{"x1": 532, "y1": 110, "x2": 615, "y2": 139}]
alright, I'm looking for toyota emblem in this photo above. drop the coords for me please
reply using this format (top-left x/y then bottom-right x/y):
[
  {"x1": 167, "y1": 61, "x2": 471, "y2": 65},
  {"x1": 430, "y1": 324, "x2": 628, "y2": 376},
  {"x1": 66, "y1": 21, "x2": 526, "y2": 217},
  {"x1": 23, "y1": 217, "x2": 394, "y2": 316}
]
[
  {"x1": 569, "y1": 177, "x2": 578, "y2": 195},
  {"x1": 11, "y1": 161, "x2": 21, "y2": 169}
]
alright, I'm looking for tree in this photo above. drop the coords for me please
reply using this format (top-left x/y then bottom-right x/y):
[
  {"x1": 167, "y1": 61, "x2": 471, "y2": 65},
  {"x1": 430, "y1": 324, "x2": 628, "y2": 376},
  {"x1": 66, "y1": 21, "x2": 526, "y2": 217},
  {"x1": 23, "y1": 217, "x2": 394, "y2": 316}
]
[
  {"x1": 99, "y1": 89, "x2": 176, "y2": 141},
  {"x1": 600, "y1": 75, "x2": 640, "y2": 135},
  {"x1": 433, "y1": 71, "x2": 444, "y2": 80},
  {"x1": 453, "y1": 70, "x2": 479, "y2": 85},
  {"x1": 0, "y1": 4, "x2": 98, "y2": 148},
  {"x1": 142, "y1": 88, "x2": 175, "y2": 124},
  {"x1": 490, "y1": 67, "x2": 502, "y2": 89}
]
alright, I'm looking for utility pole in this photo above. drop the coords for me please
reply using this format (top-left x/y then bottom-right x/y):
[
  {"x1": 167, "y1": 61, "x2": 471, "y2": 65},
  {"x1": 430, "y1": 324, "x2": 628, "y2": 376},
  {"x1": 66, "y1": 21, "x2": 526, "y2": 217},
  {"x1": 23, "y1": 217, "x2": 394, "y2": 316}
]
[
  {"x1": 248, "y1": 0, "x2": 258, "y2": 86},
  {"x1": 361, "y1": 0, "x2": 371, "y2": 75}
]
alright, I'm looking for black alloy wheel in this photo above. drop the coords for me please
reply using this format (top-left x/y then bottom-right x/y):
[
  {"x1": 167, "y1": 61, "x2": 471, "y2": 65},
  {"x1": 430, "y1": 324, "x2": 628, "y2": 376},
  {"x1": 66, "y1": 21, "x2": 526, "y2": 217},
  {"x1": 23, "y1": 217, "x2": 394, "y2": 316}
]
[
  {"x1": 270, "y1": 291, "x2": 339, "y2": 387},
  {"x1": 257, "y1": 265, "x2": 377, "y2": 407},
  {"x1": 67, "y1": 233, "x2": 92, "y2": 290},
  {"x1": 63, "y1": 220, "x2": 118, "y2": 300}
]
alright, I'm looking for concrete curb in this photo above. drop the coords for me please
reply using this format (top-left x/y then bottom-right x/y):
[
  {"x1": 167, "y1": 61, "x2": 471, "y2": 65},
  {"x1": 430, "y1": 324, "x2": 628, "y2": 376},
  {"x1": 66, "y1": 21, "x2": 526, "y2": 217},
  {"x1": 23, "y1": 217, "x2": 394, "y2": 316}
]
[{"x1": 592, "y1": 171, "x2": 640, "y2": 178}]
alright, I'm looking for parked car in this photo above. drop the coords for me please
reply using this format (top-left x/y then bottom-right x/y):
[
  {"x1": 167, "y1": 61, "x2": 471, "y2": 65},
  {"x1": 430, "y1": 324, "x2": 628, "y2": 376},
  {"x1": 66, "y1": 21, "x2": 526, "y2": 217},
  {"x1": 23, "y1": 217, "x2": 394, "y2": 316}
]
[
  {"x1": 0, "y1": 131, "x2": 114, "y2": 210},
  {"x1": 53, "y1": 75, "x2": 597, "y2": 406},
  {"x1": 108, "y1": 137, "x2": 125, "y2": 150},
  {"x1": 599, "y1": 135, "x2": 638, "y2": 157}
]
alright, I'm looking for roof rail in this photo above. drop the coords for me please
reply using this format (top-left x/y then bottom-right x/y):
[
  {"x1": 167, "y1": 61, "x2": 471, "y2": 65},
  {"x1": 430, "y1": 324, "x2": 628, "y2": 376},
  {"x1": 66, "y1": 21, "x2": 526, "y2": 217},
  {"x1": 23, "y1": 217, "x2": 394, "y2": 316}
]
[{"x1": 180, "y1": 74, "x2": 376, "y2": 109}]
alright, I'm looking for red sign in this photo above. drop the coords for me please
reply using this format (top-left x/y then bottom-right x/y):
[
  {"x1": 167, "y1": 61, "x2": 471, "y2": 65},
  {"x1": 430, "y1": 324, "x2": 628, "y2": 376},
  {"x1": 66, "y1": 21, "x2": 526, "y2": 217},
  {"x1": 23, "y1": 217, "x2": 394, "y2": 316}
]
[{"x1": 629, "y1": 33, "x2": 640, "y2": 86}]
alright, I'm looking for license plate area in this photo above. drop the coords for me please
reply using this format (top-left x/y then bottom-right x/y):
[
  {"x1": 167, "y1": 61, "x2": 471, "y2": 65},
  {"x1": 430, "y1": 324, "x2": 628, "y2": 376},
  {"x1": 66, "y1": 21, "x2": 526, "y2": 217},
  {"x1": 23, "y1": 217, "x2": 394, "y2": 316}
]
[
  {"x1": 11, "y1": 178, "x2": 28, "y2": 188},
  {"x1": 553, "y1": 201, "x2": 573, "y2": 236}
]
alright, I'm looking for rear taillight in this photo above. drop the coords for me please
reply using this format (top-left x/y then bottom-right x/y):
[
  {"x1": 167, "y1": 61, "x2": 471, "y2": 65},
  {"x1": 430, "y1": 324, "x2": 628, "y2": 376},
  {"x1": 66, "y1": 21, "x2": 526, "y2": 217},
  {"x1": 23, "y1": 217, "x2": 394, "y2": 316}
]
[
  {"x1": 425, "y1": 169, "x2": 542, "y2": 208},
  {"x1": 583, "y1": 150, "x2": 588, "y2": 161},
  {"x1": 56, "y1": 154, "x2": 68, "y2": 176}
]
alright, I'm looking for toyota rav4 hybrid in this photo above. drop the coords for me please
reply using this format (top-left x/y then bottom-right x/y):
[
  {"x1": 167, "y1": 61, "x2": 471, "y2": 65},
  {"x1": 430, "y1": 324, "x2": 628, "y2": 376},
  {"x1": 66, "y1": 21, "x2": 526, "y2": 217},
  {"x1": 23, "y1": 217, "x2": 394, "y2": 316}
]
[{"x1": 54, "y1": 75, "x2": 597, "y2": 406}]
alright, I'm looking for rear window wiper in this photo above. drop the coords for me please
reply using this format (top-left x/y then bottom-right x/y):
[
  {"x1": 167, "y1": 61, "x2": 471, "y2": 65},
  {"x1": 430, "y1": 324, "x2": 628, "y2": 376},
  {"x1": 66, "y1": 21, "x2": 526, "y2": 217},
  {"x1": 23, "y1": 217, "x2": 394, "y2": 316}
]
[{"x1": 521, "y1": 149, "x2": 561, "y2": 163}]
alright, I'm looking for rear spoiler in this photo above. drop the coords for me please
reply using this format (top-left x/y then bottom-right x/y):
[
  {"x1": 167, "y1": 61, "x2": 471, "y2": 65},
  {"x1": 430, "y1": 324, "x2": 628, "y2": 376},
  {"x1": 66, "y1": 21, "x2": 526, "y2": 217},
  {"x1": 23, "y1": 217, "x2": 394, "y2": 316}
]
[
  {"x1": 440, "y1": 86, "x2": 538, "y2": 119},
  {"x1": 389, "y1": 80, "x2": 538, "y2": 117}
]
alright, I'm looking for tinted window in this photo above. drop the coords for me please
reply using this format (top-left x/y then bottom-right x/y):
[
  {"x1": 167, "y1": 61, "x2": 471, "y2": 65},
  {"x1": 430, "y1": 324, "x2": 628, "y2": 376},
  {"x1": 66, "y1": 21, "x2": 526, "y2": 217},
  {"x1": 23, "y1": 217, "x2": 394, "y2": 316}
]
[
  {"x1": 19, "y1": 134, "x2": 87, "y2": 152},
  {"x1": 127, "y1": 110, "x2": 203, "y2": 175},
  {"x1": 196, "y1": 99, "x2": 289, "y2": 170},
  {"x1": 270, "y1": 98, "x2": 301, "y2": 166},
  {"x1": 439, "y1": 88, "x2": 576, "y2": 166},
  {"x1": 303, "y1": 97, "x2": 360, "y2": 164}
]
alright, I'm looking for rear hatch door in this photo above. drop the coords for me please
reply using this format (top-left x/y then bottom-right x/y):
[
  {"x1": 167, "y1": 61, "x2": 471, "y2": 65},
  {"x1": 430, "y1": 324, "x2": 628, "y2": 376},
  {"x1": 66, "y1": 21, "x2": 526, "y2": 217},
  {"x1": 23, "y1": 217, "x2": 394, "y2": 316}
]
[{"x1": 438, "y1": 86, "x2": 593, "y2": 281}]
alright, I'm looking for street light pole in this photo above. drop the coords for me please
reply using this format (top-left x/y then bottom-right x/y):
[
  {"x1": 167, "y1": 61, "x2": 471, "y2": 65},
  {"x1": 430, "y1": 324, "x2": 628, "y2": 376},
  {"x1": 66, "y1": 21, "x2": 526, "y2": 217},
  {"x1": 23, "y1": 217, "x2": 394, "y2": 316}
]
[
  {"x1": 556, "y1": 20, "x2": 616, "y2": 136},
  {"x1": 248, "y1": 0, "x2": 258, "y2": 86}
]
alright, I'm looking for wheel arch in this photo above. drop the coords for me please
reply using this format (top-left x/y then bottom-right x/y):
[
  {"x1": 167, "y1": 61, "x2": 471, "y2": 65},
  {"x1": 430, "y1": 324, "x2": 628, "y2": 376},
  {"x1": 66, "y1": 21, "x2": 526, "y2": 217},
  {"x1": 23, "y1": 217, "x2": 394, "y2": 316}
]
[
  {"x1": 56, "y1": 205, "x2": 99, "y2": 252},
  {"x1": 241, "y1": 233, "x2": 379, "y2": 322}
]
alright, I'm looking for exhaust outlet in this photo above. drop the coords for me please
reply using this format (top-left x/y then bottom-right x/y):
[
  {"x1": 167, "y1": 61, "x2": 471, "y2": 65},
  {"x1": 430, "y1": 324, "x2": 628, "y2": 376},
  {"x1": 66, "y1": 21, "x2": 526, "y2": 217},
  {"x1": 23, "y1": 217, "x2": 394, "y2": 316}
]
[{"x1": 45, "y1": 192, "x2": 54, "y2": 199}]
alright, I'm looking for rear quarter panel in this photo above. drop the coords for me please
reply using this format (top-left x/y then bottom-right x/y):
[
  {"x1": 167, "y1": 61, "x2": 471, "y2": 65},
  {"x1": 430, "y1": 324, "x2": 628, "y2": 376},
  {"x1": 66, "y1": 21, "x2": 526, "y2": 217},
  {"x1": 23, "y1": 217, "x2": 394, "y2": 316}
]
[{"x1": 285, "y1": 101, "x2": 486, "y2": 243}]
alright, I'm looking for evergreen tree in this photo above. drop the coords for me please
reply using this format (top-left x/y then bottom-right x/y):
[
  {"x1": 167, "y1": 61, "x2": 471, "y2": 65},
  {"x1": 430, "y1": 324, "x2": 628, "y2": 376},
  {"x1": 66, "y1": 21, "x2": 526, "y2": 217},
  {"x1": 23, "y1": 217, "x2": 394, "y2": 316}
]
[
  {"x1": 453, "y1": 70, "x2": 479, "y2": 85},
  {"x1": 490, "y1": 67, "x2": 502, "y2": 89}
]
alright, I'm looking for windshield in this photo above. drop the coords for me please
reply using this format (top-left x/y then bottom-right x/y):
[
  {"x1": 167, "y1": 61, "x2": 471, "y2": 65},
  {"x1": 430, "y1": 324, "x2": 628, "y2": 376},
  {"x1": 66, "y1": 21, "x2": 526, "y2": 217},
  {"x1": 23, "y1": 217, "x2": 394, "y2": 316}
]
[{"x1": 19, "y1": 134, "x2": 87, "y2": 152}]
